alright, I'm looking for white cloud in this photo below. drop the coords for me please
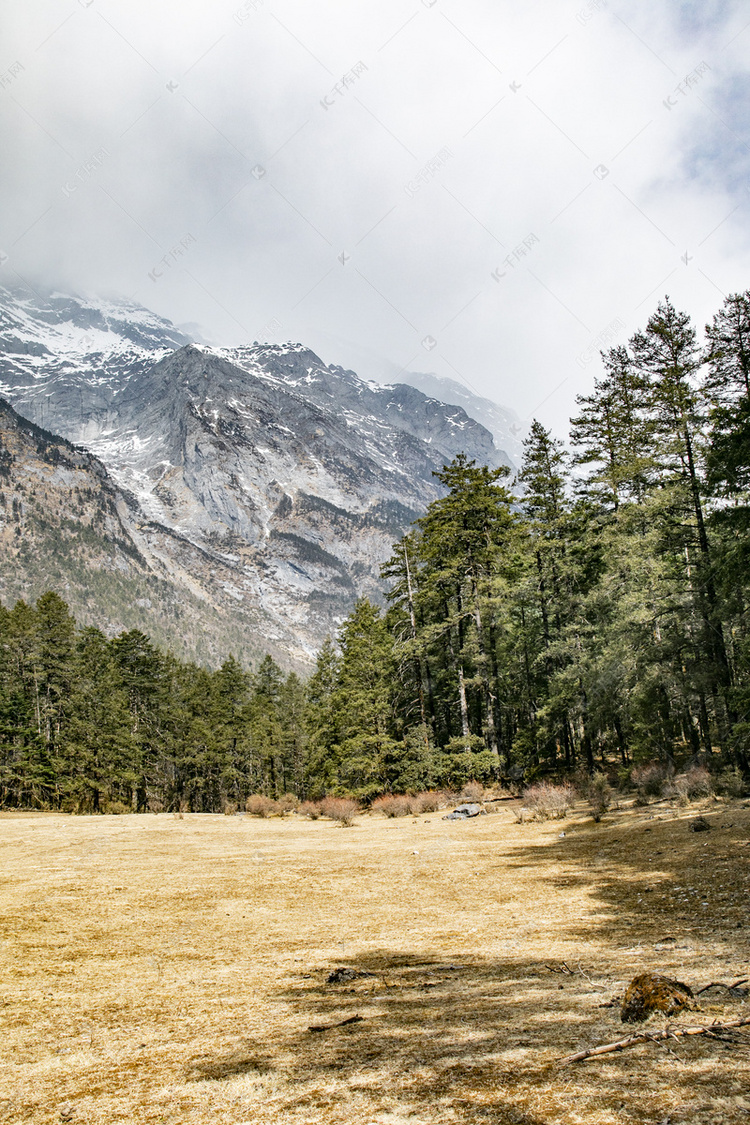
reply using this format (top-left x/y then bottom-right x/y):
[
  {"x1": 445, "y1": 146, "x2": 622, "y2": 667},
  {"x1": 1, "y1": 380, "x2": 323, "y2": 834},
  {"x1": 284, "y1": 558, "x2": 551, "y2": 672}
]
[{"x1": 1, "y1": 0, "x2": 748, "y2": 433}]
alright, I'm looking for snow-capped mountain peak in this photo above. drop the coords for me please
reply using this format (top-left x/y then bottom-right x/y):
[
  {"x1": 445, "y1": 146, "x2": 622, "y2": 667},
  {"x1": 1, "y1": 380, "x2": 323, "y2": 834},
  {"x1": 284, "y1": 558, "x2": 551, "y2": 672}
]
[{"x1": 0, "y1": 284, "x2": 513, "y2": 663}]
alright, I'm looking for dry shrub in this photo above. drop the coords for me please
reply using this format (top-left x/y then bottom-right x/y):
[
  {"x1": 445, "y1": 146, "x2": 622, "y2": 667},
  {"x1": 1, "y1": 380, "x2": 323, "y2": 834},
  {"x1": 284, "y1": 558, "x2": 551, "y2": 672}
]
[
  {"x1": 298, "y1": 800, "x2": 322, "y2": 819},
  {"x1": 410, "y1": 790, "x2": 443, "y2": 814},
  {"x1": 684, "y1": 766, "x2": 712, "y2": 797},
  {"x1": 372, "y1": 790, "x2": 451, "y2": 816},
  {"x1": 276, "y1": 793, "x2": 300, "y2": 815},
  {"x1": 715, "y1": 766, "x2": 746, "y2": 798},
  {"x1": 319, "y1": 797, "x2": 360, "y2": 826},
  {"x1": 101, "y1": 799, "x2": 131, "y2": 816},
  {"x1": 666, "y1": 766, "x2": 712, "y2": 805},
  {"x1": 223, "y1": 802, "x2": 238, "y2": 816},
  {"x1": 631, "y1": 763, "x2": 670, "y2": 804},
  {"x1": 372, "y1": 795, "x2": 412, "y2": 818},
  {"x1": 438, "y1": 789, "x2": 460, "y2": 806},
  {"x1": 245, "y1": 794, "x2": 278, "y2": 818},
  {"x1": 460, "y1": 780, "x2": 485, "y2": 802},
  {"x1": 521, "y1": 781, "x2": 575, "y2": 821},
  {"x1": 585, "y1": 772, "x2": 613, "y2": 822}
]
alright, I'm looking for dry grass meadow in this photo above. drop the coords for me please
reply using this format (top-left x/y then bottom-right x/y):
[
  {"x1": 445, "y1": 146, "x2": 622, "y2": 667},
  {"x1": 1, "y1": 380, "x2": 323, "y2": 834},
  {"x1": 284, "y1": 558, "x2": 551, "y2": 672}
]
[{"x1": 1, "y1": 796, "x2": 749, "y2": 1125}]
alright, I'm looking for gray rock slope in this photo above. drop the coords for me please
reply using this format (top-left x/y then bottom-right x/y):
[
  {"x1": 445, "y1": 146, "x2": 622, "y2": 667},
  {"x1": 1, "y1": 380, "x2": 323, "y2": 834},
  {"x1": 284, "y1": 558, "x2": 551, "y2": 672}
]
[
  {"x1": 391, "y1": 368, "x2": 526, "y2": 468},
  {"x1": 0, "y1": 283, "x2": 510, "y2": 663}
]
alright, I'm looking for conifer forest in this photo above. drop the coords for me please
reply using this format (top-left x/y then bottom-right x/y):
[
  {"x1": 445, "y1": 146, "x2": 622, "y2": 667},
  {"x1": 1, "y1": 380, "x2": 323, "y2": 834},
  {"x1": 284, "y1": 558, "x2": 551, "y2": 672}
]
[{"x1": 3, "y1": 292, "x2": 750, "y2": 812}]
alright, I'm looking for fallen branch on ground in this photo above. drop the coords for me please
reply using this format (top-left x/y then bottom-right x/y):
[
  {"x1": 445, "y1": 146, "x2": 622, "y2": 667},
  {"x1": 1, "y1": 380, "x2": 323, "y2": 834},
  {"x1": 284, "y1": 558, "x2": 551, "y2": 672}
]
[
  {"x1": 545, "y1": 961, "x2": 603, "y2": 990},
  {"x1": 696, "y1": 978, "x2": 748, "y2": 995},
  {"x1": 559, "y1": 1016, "x2": 750, "y2": 1064},
  {"x1": 308, "y1": 1015, "x2": 364, "y2": 1033}
]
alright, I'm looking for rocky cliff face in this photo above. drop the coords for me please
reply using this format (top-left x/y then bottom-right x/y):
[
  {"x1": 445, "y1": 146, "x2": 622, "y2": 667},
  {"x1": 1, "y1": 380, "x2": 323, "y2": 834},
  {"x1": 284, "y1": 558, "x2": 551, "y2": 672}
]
[
  {"x1": 0, "y1": 396, "x2": 305, "y2": 668},
  {"x1": 0, "y1": 283, "x2": 510, "y2": 665},
  {"x1": 391, "y1": 368, "x2": 526, "y2": 468},
  {"x1": 0, "y1": 285, "x2": 190, "y2": 441}
]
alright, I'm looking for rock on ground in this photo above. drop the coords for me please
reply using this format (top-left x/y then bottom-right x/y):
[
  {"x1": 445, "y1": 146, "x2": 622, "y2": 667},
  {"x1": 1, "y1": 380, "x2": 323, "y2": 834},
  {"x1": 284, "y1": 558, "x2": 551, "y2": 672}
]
[{"x1": 621, "y1": 972, "x2": 695, "y2": 1023}]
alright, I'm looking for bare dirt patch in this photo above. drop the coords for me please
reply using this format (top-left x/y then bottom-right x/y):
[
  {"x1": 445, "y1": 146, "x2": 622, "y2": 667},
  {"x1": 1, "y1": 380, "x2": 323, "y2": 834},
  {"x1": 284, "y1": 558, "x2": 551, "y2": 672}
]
[{"x1": 1, "y1": 799, "x2": 749, "y2": 1124}]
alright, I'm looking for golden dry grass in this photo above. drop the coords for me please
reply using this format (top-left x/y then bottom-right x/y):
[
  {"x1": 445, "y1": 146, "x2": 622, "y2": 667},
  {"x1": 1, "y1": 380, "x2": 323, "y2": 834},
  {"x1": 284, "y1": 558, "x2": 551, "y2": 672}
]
[{"x1": 1, "y1": 797, "x2": 749, "y2": 1124}]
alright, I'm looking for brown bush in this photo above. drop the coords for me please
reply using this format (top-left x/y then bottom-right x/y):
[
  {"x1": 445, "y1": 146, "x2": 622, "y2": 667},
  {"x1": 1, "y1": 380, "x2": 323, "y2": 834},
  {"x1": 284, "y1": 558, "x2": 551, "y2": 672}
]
[
  {"x1": 715, "y1": 766, "x2": 746, "y2": 798},
  {"x1": 580, "y1": 772, "x2": 613, "y2": 821},
  {"x1": 460, "y1": 780, "x2": 485, "y2": 802},
  {"x1": 298, "y1": 801, "x2": 323, "y2": 819},
  {"x1": 276, "y1": 793, "x2": 300, "y2": 815},
  {"x1": 520, "y1": 782, "x2": 575, "y2": 821},
  {"x1": 666, "y1": 766, "x2": 712, "y2": 805},
  {"x1": 223, "y1": 802, "x2": 238, "y2": 816},
  {"x1": 631, "y1": 764, "x2": 670, "y2": 803},
  {"x1": 245, "y1": 794, "x2": 279, "y2": 818},
  {"x1": 372, "y1": 795, "x2": 412, "y2": 818},
  {"x1": 319, "y1": 797, "x2": 360, "y2": 826},
  {"x1": 410, "y1": 790, "x2": 443, "y2": 814}
]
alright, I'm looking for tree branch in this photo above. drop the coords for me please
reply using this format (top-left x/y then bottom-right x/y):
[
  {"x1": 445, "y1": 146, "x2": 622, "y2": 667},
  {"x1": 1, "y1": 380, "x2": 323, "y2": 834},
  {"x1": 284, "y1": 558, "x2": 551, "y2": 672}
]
[{"x1": 559, "y1": 1016, "x2": 750, "y2": 1065}]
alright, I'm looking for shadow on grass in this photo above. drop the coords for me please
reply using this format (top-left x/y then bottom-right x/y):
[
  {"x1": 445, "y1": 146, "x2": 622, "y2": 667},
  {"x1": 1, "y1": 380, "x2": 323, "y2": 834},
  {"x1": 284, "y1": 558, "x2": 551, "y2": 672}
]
[
  {"x1": 277, "y1": 950, "x2": 564, "y2": 1124},
  {"x1": 501, "y1": 800, "x2": 750, "y2": 955},
  {"x1": 192, "y1": 804, "x2": 750, "y2": 1123},
  {"x1": 271, "y1": 807, "x2": 750, "y2": 1122},
  {"x1": 186, "y1": 1048, "x2": 274, "y2": 1081}
]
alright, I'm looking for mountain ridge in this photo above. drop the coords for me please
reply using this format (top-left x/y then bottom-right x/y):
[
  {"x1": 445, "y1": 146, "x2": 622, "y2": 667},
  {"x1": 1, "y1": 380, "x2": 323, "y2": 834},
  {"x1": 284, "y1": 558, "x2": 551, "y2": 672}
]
[{"x1": 0, "y1": 283, "x2": 516, "y2": 664}]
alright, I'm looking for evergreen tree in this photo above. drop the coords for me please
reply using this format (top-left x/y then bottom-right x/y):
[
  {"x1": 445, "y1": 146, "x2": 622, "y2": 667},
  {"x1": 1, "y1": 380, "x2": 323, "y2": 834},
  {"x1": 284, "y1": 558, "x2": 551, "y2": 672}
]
[
  {"x1": 33, "y1": 591, "x2": 76, "y2": 760},
  {"x1": 329, "y1": 598, "x2": 397, "y2": 797},
  {"x1": 60, "y1": 628, "x2": 134, "y2": 811},
  {"x1": 110, "y1": 630, "x2": 166, "y2": 810},
  {"x1": 703, "y1": 291, "x2": 750, "y2": 765},
  {"x1": 249, "y1": 655, "x2": 287, "y2": 796},
  {"x1": 571, "y1": 346, "x2": 654, "y2": 510},
  {"x1": 416, "y1": 455, "x2": 514, "y2": 773},
  {"x1": 705, "y1": 291, "x2": 750, "y2": 503},
  {"x1": 632, "y1": 297, "x2": 733, "y2": 752},
  {"x1": 0, "y1": 600, "x2": 45, "y2": 806},
  {"x1": 516, "y1": 422, "x2": 582, "y2": 769},
  {"x1": 304, "y1": 637, "x2": 340, "y2": 797}
]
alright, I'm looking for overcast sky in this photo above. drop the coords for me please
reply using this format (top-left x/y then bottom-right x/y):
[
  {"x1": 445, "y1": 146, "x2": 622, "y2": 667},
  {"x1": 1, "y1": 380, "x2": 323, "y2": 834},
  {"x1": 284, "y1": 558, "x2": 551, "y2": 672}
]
[{"x1": 2, "y1": 0, "x2": 749, "y2": 432}]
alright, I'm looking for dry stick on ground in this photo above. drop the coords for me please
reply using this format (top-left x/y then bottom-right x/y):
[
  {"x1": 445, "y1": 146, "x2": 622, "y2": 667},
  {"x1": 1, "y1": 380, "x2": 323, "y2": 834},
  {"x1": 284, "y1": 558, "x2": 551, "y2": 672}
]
[
  {"x1": 545, "y1": 961, "x2": 603, "y2": 991},
  {"x1": 575, "y1": 961, "x2": 604, "y2": 992},
  {"x1": 696, "y1": 978, "x2": 749, "y2": 995},
  {"x1": 308, "y1": 1015, "x2": 364, "y2": 1033},
  {"x1": 559, "y1": 1016, "x2": 750, "y2": 1065}
]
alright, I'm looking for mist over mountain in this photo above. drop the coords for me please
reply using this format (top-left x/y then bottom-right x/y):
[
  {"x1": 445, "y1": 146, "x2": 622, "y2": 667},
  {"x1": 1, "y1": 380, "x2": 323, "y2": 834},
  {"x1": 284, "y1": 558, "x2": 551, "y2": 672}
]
[{"x1": 390, "y1": 369, "x2": 526, "y2": 469}]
